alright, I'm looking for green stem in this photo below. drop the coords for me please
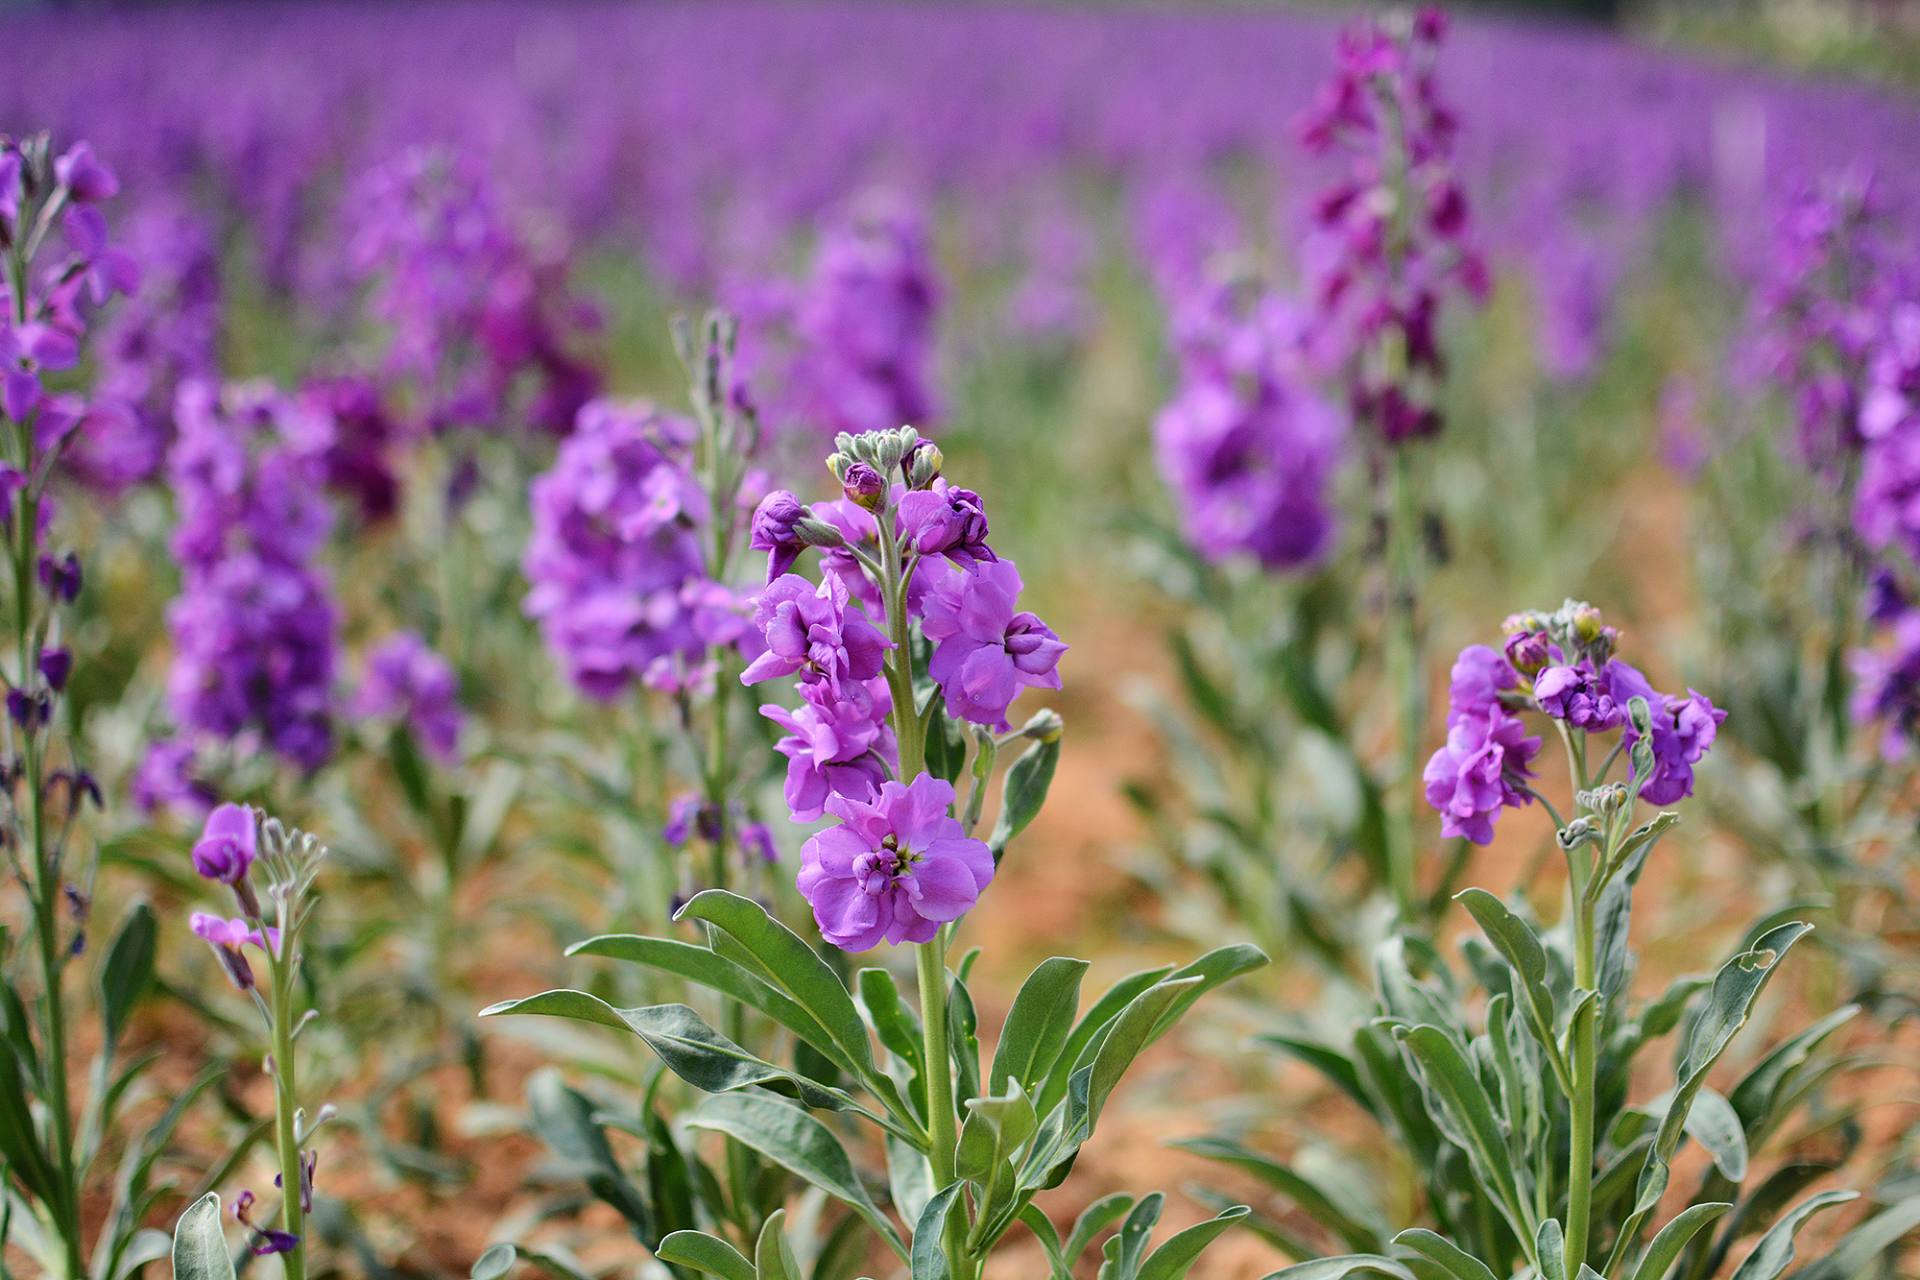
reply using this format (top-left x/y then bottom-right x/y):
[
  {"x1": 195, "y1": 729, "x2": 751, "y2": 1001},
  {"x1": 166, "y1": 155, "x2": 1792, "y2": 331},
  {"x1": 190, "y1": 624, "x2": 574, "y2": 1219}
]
[
  {"x1": 268, "y1": 950, "x2": 307, "y2": 1280},
  {"x1": 1563, "y1": 733, "x2": 1597, "y2": 1277},
  {"x1": 1384, "y1": 447, "x2": 1424, "y2": 923},
  {"x1": 915, "y1": 936, "x2": 971, "y2": 1280}
]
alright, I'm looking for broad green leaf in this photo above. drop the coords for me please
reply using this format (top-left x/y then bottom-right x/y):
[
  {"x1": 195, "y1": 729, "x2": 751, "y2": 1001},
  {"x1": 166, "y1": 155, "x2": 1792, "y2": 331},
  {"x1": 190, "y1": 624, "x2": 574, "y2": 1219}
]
[
  {"x1": 657, "y1": 1230, "x2": 754, "y2": 1280},
  {"x1": 1624, "y1": 1202, "x2": 1731, "y2": 1280},
  {"x1": 1676, "y1": 1087, "x2": 1748, "y2": 1182},
  {"x1": 1396, "y1": 1025, "x2": 1531, "y2": 1247},
  {"x1": 1727, "y1": 1005, "x2": 1859, "y2": 1132},
  {"x1": 485, "y1": 992, "x2": 856, "y2": 1111},
  {"x1": 567, "y1": 935, "x2": 855, "y2": 1076},
  {"x1": 1174, "y1": 1137, "x2": 1382, "y2": 1253},
  {"x1": 169, "y1": 1193, "x2": 235, "y2": 1280},
  {"x1": 1392, "y1": 1229, "x2": 1497, "y2": 1280},
  {"x1": 1454, "y1": 890, "x2": 1566, "y2": 1082},
  {"x1": 957, "y1": 1086, "x2": 1037, "y2": 1184},
  {"x1": 1077, "y1": 979, "x2": 1199, "y2": 1135},
  {"x1": 1257, "y1": 1256, "x2": 1417, "y2": 1280},
  {"x1": 97, "y1": 902, "x2": 156, "y2": 1053},
  {"x1": 676, "y1": 892, "x2": 880, "y2": 1081},
  {"x1": 1538, "y1": 1218, "x2": 1567, "y2": 1280},
  {"x1": 1017, "y1": 1203, "x2": 1070, "y2": 1280},
  {"x1": 989, "y1": 729, "x2": 1060, "y2": 859},
  {"x1": 686, "y1": 1092, "x2": 905, "y2": 1258},
  {"x1": 1137, "y1": 1204, "x2": 1251, "y2": 1280},
  {"x1": 1150, "y1": 944, "x2": 1269, "y2": 1041},
  {"x1": 910, "y1": 1182, "x2": 966, "y2": 1280},
  {"x1": 887, "y1": 1133, "x2": 935, "y2": 1229},
  {"x1": 755, "y1": 1210, "x2": 802, "y2": 1280},
  {"x1": 1727, "y1": 1189, "x2": 1857, "y2": 1280},
  {"x1": 987, "y1": 957, "x2": 1088, "y2": 1094},
  {"x1": 859, "y1": 968, "x2": 925, "y2": 1083}
]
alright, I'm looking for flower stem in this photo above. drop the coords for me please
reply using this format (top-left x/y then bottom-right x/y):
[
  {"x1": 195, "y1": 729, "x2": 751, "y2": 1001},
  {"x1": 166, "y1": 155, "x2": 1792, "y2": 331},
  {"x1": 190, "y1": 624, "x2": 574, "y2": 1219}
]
[
  {"x1": 915, "y1": 935, "x2": 971, "y2": 1279},
  {"x1": 1562, "y1": 732, "x2": 1597, "y2": 1276},
  {"x1": 268, "y1": 944, "x2": 307, "y2": 1280},
  {"x1": 1384, "y1": 446, "x2": 1424, "y2": 923}
]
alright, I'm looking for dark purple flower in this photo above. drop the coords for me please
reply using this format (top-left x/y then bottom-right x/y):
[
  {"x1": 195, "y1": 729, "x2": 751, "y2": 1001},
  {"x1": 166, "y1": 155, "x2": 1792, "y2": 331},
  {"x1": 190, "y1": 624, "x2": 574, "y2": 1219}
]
[
  {"x1": 1423, "y1": 708, "x2": 1540, "y2": 845},
  {"x1": 37, "y1": 552, "x2": 82, "y2": 603},
  {"x1": 797, "y1": 773, "x2": 994, "y2": 951},
  {"x1": 1853, "y1": 608, "x2": 1920, "y2": 757},
  {"x1": 1502, "y1": 630, "x2": 1556, "y2": 677},
  {"x1": 920, "y1": 559, "x2": 1065, "y2": 730},
  {"x1": 191, "y1": 802, "x2": 256, "y2": 885},
  {"x1": 750, "y1": 489, "x2": 810, "y2": 580},
  {"x1": 37, "y1": 646, "x2": 71, "y2": 692},
  {"x1": 897, "y1": 478, "x2": 995, "y2": 568},
  {"x1": 54, "y1": 143, "x2": 118, "y2": 203}
]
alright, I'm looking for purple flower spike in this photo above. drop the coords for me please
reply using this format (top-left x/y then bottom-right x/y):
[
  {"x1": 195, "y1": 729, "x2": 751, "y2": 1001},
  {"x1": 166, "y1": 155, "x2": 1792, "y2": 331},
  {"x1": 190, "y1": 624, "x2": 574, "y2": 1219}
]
[
  {"x1": 797, "y1": 774, "x2": 994, "y2": 951},
  {"x1": 191, "y1": 803, "x2": 256, "y2": 885}
]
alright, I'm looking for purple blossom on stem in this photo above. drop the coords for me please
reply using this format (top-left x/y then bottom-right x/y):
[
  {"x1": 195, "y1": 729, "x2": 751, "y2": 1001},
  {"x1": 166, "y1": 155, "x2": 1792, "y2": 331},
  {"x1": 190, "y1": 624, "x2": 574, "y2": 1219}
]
[
  {"x1": 1853, "y1": 607, "x2": 1920, "y2": 758},
  {"x1": 740, "y1": 572, "x2": 891, "y2": 694},
  {"x1": 920, "y1": 559, "x2": 1066, "y2": 731},
  {"x1": 190, "y1": 802, "x2": 256, "y2": 884},
  {"x1": 897, "y1": 478, "x2": 995, "y2": 568},
  {"x1": 761, "y1": 677, "x2": 896, "y2": 822},
  {"x1": 1423, "y1": 708, "x2": 1540, "y2": 845},
  {"x1": 796, "y1": 774, "x2": 994, "y2": 951}
]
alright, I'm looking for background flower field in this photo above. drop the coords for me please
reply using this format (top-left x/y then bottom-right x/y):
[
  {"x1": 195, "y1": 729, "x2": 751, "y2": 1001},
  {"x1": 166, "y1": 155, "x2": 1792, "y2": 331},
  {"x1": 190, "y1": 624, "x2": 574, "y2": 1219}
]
[{"x1": 3, "y1": 2, "x2": 1920, "y2": 1278}]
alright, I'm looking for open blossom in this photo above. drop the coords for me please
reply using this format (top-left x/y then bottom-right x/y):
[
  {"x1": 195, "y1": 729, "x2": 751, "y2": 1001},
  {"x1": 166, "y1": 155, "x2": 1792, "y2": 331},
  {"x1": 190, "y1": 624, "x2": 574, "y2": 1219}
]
[
  {"x1": 1423, "y1": 709, "x2": 1540, "y2": 845},
  {"x1": 191, "y1": 801, "x2": 256, "y2": 884},
  {"x1": 762, "y1": 678, "x2": 896, "y2": 821},
  {"x1": 353, "y1": 631, "x2": 463, "y2": 762},
  {"x1": 1446, "y1": 645, "x2": 1518, "y2": 722},
  {"x1": 797, "y1": 774, "x2": 994, "y2": 951},
  {"x1": 920, "y1": 559, "x2": 1066, "y2": 730},
  {"x1": 1533, "y1": 661, "x2": 1624, "y2": 732},
  {"x1": 897, "y1": 478, "x2": 994, "y2": 567},
  {"x1": 740, "y1": 572, "x2": 890, "y2": 693},
  {"x1": 1607, "y1": 662, "x2": 1727, "y2": 804}
]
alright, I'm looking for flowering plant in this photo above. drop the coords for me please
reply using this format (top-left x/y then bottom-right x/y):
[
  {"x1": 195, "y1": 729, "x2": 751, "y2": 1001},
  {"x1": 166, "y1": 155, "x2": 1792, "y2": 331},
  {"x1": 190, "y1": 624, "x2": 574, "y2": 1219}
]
[
  {"x1": 486, "y1": 422, "x2": 1266, "y2": 1277},
  {"x1": 1194, "y1": 604, "x2": 1917, "y2": 1279}
]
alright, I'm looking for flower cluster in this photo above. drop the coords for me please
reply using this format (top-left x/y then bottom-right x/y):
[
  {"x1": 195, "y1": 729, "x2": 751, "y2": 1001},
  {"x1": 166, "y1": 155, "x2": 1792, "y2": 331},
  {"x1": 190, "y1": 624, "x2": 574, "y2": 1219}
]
[
  {"x1": 522, "y1": 398, "x2": 753, "y2": 699},
  {"x1": 1153, "y1": 280, "x2": 1344, "y2": 570},
  {"x1": 1427, "y1": 601, "x2": 1726, "y2": 843},
  {"x1": 163, "y1": 380, "x2": 339, "y2": 772},
  {"x1": 352, "y1": 631, "x2": 464, "y2": 763},
  {"x1": 348, "y1": 145, "x2": 601, "y2": 439},
  {"x1": 1297, "y1": 8, "x2": 1485, "y2": 444},
  {"x1": 738, "y1": 199, "x2": 940, "y2": 447},
  {"x1": 743, "y1": 427, "x2": 1063, "y2": 949}
]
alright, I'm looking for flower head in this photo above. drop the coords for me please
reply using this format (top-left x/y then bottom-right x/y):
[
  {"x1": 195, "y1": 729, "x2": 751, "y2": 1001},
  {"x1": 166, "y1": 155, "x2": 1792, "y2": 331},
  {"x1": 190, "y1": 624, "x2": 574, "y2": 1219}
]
[
  {"x1": 191, "y1": 803, "x2": 256, "y2": 885},
  {"x1": 897, "y1": 479, "x2": 994, "y2": 567},
  {"x1": 797, "y1": 774, "x2": 994, "y2": 951},
  {"x1": 920, "y1": 560, "x2": 1065, "y2": 730},
  {"x1": 1423, "y1": 709, "x2": 1539, "y2": 845},
  {"x1": 740, "y1": 572, "x2": 891, "y2": 693}
]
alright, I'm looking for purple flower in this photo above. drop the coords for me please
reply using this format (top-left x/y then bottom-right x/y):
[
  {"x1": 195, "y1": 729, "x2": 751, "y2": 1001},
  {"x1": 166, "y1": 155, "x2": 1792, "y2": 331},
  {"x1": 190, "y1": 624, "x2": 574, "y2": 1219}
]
[
  {"x1": 1502, "y1": 630, "x2": 1556, "y2": 677},
  {"x1": 38, "y1": 647, "x2": 71, "y2": 692},
  {"x1": 191, "y1": 802, "x2": 256, "y2": 885},
  {"x1": 1533, "y1": 661, "x2": 1625, "y2": 732},
  {"x1": 897, "y1": 478, "x2": 994, "y2": 567},
  {"x1": 740, "y1": 572, "x2": 891, "y2": 693},
  {"x1": 920, "y1": 560, "x2": 1066, "y2": 730},
  {"x1": 132, "y1": 740, "x2": 214, "y2": 817},
  {"x1": 1446, "y1": 645, "x2": 1518, "y2": 723},
  {"x1": 1606, "y1": 660, "x2": 1727, "y2": 804},
  {"x1": 353, "y1": 631, "x2": 463, "y2": 763},
  {"x1": 233, "y1": 1189, "x2": 299, "y2": 1256},
  {"x1": 739, "y1": 821, "x2": 778, "y2": 864},
  {"x1": 841, "y1": 462, "x2": 887, "y2": 510},
  {"x1": 796, "y1": 774, "x2": 994, "y2": 951},
  {"x1": 761, "y1": 678, "x2": 896, "y2": 821},
  {"x1": 1853, "y1": 608, "x2": 1920, "y2": 757},
  {"x1": 54, "y1": 143, "x2": 118, "y2": 203},
  {"x1": 750, "y1": 490, "x2": 810, "y2": 580},
  {"x1": 1423, "y1": 709, "x2": 1540, "y2": 845}
]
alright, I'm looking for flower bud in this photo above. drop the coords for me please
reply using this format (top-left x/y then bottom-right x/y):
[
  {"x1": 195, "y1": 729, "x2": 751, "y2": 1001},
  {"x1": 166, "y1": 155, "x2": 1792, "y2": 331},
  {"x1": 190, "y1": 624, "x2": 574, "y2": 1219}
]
[
  {"x1": 907, "y1": 441, "x2": 943, "y2": 488},
  {"x1": 1503, "y1": 630, "x2": 1552, "y2": 676},
  {"x1": 842, "y1": 462, "x2": 887, "y2": 510},
  {"x1": 793, "y1": 514, "x2": 846, "y2": 548},
  {"x1": 1018, "y1": 707, "x2": 1064, "y2": 743}
]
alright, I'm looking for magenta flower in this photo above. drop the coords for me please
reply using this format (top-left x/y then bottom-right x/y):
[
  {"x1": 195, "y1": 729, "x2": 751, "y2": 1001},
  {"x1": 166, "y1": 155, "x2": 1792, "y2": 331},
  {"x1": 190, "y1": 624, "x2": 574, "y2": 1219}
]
[
  {"x1": 761, "y1": 678, "x2": 896, "y2": 821},
  {"x1": 897, "y1": 479, "x2": 994, "y2": 567},
  {"x1": 54, "y1": 143, "x2": 118, "y2": 203},
  {"x1": 1446, "y1": 645, "x2": 1518, "y2": 723},
  {"x1": 796, "y1": 774, "x2": 994, "y2": 951},
  {"x1": 190, "y1": 912, "x2": 278, "y2": 991},
  {"x1": 191, "y1": 803, "x2": 256, "y2": 885},
  {"x1": 750, "y1": 490, "x2": 810, "y2": 580},
  {"x1": 1533, "y1": 661, "x2": 1625, "y2": 732},
  {"x1": 740, "y1": 572, "x2": 890, "y2": 693},
  {"x1": 920, "y1": 560, "x2": 1066, "y2": 730},
  {"x1": 1423, "y1": 709, "x2": 1540, "y2": 845}
]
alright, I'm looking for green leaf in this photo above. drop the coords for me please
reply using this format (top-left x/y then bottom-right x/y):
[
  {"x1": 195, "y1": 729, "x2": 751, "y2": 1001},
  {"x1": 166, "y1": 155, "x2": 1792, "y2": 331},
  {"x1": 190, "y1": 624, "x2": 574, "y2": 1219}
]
[
  {"x1": 957, "y1": 1085, "x2": 1037, "y2": 1183},
  {"x1": 1152, "y1": 945, "x2": 1270, "y2": 1041},
  {"x1": 1137, "y1": 1204, "x2": 1251, "y2": 1280},
  {"x1": 526, "y1": 1068, "x2": 653, "y2": 1238},
  {"x1": 1727, "y1": 1004, "x2": 1859, "y2": 1133},
  {"x1": 485, "y1": 992, "x2": 856, "y2": 1111},
  {"x1": 1018, "y1": 1203, "x2": 1071, "y2": 1279},
  {"x1": 922, "y1": 692, "x2": 968, "y2": 786},
  {"x1": 1254, "y1": 1033, "x2": 1375, "y2": 1116},
  {"x1": 989, "y1": 730, "x2": 1061, "y2": 860},
  {"x1": 1174, "y1": 1137, "x2": 1382, "y2": 1253},
  {"x1": 1035, "y1": 965, "x2": 1173, "y2": 1115},
  {"x1": 1793, "y1": 1194, "x2": 1920, "y2": 1280},
  {"x1": 1538, "y1": 1219, "x2": 1567, "y2": 1280},
  {"x1": 1727, "y1": 1189, "x2": 1857, "y2": 1280},
  {"x1": 1454, "y1": 890, "x2": 1567, "y2": 1082},
  {"x1": 169, "y1": 1193, "x2": 235, "y2": 1280},
  {"x1": 988, "y1": 958, "x2": 1089, "y2": 1094},
  {"x1": 1075, "y1": 979, "x2": 1200, "y2": 1136},
  {"x1": 467, "y1": 1243, "x2": 596, "y2": 1280},
  {"x1": 1395, "y1": 1025, "x2": 1532, "y2": 1247},
  {"x1": 910, "y1": 1182, "x2": 966, "y2": 1280},
  {"x1": 755, "y1": 1210, "x2": 803, "y2": 1280},
  {"x1": 1676, "y1": 1087, "x2": 1748, "y2": 1182},
  {"x1": 1257, "y1": 1256, "x2": 1417, "y2": 1280},
  {"x1": 859, "y1": 967, "x2": 925, "y2": 1083},
  {"x1": 686, "y1": 1092, "x2": 905, "y2": 1258},
  {"x1": 1624, "y1": 1203, "x2": 1732, "y2": 1280},
  {"x1": 1065, "y1": 1193, "x2": 1135, "y2": 1266},
  {"x1": 656, "y1": 1230, "x2": 755, "y2": 1280},
  {"x1": 96, "y1": 902, "x2": 156, "y2": 1054},
  {"x1": 675, "y1": 892, "x2": 880, "y2": 1083},
  {"x1": 1099, "y1": 1193, "x2": 1164, "y2": 1280},
  {"x1": 472, "y1": 1243, "x2": 516, "y2": 1279},
  {"x1": 1392, "y1": 1229, "x2": 1497, "y2": 1280}
]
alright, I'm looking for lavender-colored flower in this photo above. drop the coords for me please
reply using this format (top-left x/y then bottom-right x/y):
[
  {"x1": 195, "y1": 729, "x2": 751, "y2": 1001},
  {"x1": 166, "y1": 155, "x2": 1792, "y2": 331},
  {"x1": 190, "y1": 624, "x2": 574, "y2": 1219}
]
[
  {"x1": 740, "y1": 572, "x2": 891, "y2": 693},
  {"x1": 897, "y1": 478, "x2": 994, "y2": 568},
  {"x1": 353, "y1": 631, "x2": 463, "y2": 763},
  {"x1": 132, "y1": 740, "x2": 214, "y2": 817},
  {"x1": 1606, "y1": 660, "x2": 1728, "y2": 804},
  {"x1": 523, "y1": 399, "x2": 707, "y2": 698},
  {"x1": 738, "y1": 821, "x2": 778, "y2": 864},
  {"x1": 1533, "y1": 661, "x2": 1625, "y2": 733},
  {"x1": 750, "y1": 490, "x2": 810, "y2": 580},
  {"x1": 191, "y1": 802, "x2": 256, "y2": 885},
  {"x1": 1423, "y1": 708, "x2": 1540, "y2": 845},
  {"x1": 1853, "y1": 608, "x2": 1920, "y2": 757},
  {"x1": 1446, "y1": 644, "x2": 1518, "y2": 722},
  {"x1": 920, "y1": 559, "x2": 1066, "y2": 730},
  {"x1": 761, "y1": 678, "x2": 896, "y2": 821},
  {"x1": 796, "y1": 773, "x2": 994, "y2": 951}
]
